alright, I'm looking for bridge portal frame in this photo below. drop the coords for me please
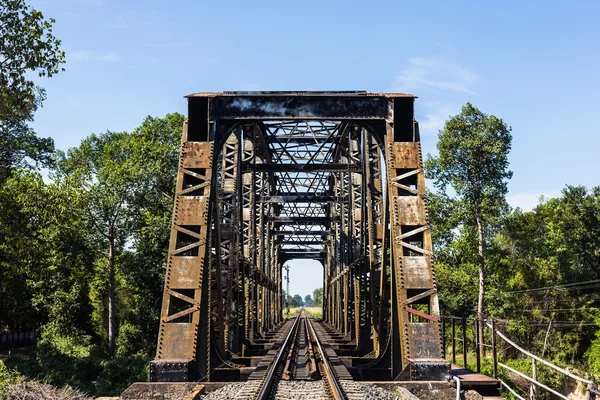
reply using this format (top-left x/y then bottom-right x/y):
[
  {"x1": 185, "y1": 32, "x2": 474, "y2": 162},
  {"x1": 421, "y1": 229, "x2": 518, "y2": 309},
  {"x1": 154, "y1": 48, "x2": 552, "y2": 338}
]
[{"x1": 150, "y1": 91, "x2": 446, "y2": 382}]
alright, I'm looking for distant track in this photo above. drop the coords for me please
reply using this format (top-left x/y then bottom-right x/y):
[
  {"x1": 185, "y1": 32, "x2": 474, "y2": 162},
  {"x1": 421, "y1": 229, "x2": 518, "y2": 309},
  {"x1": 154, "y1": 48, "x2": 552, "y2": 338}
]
[{"x1": 248, "y1": 309, "x2": 350, "y2": 400}]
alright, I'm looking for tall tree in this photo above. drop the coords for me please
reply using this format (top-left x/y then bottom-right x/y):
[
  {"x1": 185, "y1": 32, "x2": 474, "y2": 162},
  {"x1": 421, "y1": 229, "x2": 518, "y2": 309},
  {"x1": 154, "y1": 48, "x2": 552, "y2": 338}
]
[
  {"x1": 57, "y1": 114, "x2": 184, "y2": 356},
  {"x1": 292, "y1": 294, "x2": 303, "y2": 307},
  {"x1": 312, "y1": 287, "x2": 323, "y2": 307},
  {"x1": 304, "y1": 295, "x2": 313, "y2": 307},
  {"x1": 425, "y1": 103, "x2": 512, "y2": 352},
  {"x1": 0, "y1": 171, "x2": 94, "y2": 334},
  {"x1": 0, "y1": 0, "x2": 65, "y2": 181},
  {"x1": 58, "y1": 131, "x2": 136, "y2": 355}
]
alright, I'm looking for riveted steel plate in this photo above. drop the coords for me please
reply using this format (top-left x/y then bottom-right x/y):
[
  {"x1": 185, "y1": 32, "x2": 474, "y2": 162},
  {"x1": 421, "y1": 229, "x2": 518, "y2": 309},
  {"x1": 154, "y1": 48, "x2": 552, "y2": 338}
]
[
  {"x1": 393, "y1": 196, "x2": 427, "y2": 225},
  {"x1": 389, "y1": 142, "x2": 420, "y2": 169},
  {"x1": 175, "y1": 196, "x2": 208, "y2": 225},
  {"x1": 167, "y1": 256, "x2": 203, "y2": 288},
  {"x1": 182, "y1": 142, "x2": 213, "y2": 169},
  {"x1": 150, "y1": 359, "x2": 193, "y2": 382},
  {"x1": 403, "y1": 256, "x2": 433, "y2": 288},
  {"x1": 407, "y1": 323, "x2": 442, "y2": 360}
]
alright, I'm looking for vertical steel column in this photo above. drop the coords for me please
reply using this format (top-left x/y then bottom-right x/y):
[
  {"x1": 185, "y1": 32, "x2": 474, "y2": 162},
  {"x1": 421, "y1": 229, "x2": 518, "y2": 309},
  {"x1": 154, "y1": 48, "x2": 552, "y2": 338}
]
[
  {"x1": 220, "y1": 133, "x2": 241, "y2": 356},
  {"x1": 385, "y1": 99, "x2": 443, "y2": 377},
  {"x1": 349, "y1": 127, "x2": 363, "y2": 346},
  {"x1": 364, "y1": 129, "x2": 386, "y2": 356},
  {"x1": 241, "y1": 130, "x2": 256, "y2": 342},
  {"x1": 151, "y1": 121, "x2": 214, "y2": 381}
]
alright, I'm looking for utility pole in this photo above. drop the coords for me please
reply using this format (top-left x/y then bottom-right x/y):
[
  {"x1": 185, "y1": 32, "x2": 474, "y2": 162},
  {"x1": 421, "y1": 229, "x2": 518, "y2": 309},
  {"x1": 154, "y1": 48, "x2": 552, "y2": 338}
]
[{"x1": 284, "y1": 264, "x2": 290, "y2": 316}]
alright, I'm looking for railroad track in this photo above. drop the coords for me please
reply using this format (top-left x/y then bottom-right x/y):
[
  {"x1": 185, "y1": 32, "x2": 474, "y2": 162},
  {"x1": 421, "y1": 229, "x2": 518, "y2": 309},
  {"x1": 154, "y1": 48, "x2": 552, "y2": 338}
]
[{"x1": 235, "y1": 310, "x2": 354, "y2": 400}]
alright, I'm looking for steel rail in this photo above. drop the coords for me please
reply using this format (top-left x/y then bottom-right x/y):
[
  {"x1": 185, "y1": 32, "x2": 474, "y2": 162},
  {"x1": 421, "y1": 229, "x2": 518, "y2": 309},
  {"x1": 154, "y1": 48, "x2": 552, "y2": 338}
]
[
  {"x1": 256, "y1": 311, "x2": 303, "y2": 400},
  {"x1": 305, "y1": 316, "x2": 347, "y2": 400}
]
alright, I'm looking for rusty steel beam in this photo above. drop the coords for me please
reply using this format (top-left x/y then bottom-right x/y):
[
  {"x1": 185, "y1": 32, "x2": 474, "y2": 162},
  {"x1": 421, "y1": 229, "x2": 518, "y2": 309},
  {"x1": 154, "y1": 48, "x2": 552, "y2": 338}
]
[
  {"x1": 273, "y1": 230, "x2": 329, "y2": 236},
  {"x1": 278, "y1": 241, "x2": 328, "y2": 245},
  {"x1": 204, "y1": 93, "x2": 397, "y2": 120},
  {"x1": 267, "y1": 216, "x2": 335, "y2": 224},
  {"x1": 258, "y1": 195, "x2": 348, "y2": 203},
  {"x1": 246, "y1": 163, "x2": 359, "y2": 172}
]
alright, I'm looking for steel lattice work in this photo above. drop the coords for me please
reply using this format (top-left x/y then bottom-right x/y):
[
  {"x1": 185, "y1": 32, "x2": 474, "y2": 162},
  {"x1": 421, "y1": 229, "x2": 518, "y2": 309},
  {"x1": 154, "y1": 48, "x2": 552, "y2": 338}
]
[{"x1": 150, "y1": 91, "x2": 448, "y2": 383}]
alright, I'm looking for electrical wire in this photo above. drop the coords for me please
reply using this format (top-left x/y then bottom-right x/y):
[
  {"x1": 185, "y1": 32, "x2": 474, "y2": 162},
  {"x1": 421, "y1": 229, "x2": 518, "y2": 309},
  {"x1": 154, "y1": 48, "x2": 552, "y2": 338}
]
[{"x1": 496, "y1": 279, "x2": 600, "y2": 296}]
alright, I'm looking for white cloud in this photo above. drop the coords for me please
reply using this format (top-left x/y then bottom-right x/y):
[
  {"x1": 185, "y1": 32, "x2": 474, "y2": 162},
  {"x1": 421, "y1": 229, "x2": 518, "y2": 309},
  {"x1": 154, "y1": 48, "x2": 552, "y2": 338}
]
[
  {"x1": 419, "y1": 103, "x2": 458, "y2": 136},
  {"x1": 506, "y1": 191, "x2": 561, "y2": 211},
  {"x1": 70, "y1": 51, "x2": 121, "y2": 62},
  {"x1": 394, "y1": 56, "x2": 479, "y2": 95}
]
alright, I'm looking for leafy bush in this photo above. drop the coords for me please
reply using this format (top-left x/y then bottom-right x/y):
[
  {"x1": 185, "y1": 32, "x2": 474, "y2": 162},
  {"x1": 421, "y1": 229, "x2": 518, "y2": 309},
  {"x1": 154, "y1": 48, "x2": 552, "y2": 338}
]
[
  {"x1": 116, "y1": 322, "x2": 144, "y2": 358},
  {"x1": 3, "y1": 327, "x2": 150, "y2": 397},
  {"x1": 93, "y1": 356, "x2": 149, "y2": 396},
  {"x1": 584, "y1": 317, "x2": 600, "y2": 375},
  {"x1": 0, "y1": 360, "x2": 24, "y2": 396}
]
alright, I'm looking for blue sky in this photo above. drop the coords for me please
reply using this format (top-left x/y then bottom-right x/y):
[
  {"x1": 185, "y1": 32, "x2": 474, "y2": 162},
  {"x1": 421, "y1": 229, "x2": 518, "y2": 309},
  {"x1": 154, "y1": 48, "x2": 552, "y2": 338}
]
[{"x1": 28, "y1": 0, "x2": 600, "y2": 297}]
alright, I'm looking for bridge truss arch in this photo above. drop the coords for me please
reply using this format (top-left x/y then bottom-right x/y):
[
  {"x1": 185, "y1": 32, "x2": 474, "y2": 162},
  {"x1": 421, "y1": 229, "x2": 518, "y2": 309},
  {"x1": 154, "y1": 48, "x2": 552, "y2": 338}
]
[{"x1": 151, "y1": 91, "x2": 445, "y2": 383}]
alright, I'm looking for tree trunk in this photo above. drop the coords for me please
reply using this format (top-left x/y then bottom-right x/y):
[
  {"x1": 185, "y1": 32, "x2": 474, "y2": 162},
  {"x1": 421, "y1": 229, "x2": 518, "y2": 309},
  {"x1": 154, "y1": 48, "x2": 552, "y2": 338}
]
[
  {"x1": 108, "y1": 237, "x2": 117, "y2": 356},
  {"x1": 475, "y1": 210, "x2": 485, "y2": 357}
]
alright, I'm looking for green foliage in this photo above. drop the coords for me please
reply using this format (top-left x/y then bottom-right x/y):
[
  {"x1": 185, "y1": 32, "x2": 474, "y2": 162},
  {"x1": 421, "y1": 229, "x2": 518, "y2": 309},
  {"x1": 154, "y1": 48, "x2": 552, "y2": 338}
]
[
  {"x1": 0, "y1": 360, "x2": 24, "y2": 395},
  {"x1": 3, "y1": 339, "x2": 148, "y2": 397},
  {"x1": 425, "y1": 102, "x2": 513, "y2": 215},
  {"x1": 0, "y1": 113, "x2": 182, "y2": 395},
  {"x1": 1, "y1": 0, "x2": 65, "y2": 182},
  {"x1": 115, "y1": 322, "x2": 144, "y2": 359},
  {"x1": 304, "y1": 294, "x2": 313, "y2": 307},
  {"x1": 292, "y1": 294, "x2": 303, "y2": 307},
  {"x1": 0, "y1": 171, "x2": 94, "y2": 333},
  {"x1": 426, "y1": 102, "x2": 512, "y2": 321},
  {"x1": 585, "y1": 316, "x2": 600, "y2": 375},
  {"x1": 428, "y1": 104, "x2": 600, "y2": 384},
  {"x1": 312, "y1": 287, "x2": 323, "y2": 307}
]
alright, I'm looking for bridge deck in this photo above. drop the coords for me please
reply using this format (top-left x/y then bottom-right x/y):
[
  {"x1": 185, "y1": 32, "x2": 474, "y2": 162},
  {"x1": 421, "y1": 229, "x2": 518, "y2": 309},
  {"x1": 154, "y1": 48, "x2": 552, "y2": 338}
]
[{"x1": 450, "y1": 363, "x2": 499, "y2": 386}]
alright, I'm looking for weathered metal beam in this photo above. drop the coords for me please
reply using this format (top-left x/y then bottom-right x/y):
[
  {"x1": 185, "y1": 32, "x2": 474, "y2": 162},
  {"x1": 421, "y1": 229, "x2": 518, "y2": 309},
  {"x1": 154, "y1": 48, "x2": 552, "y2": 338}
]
[
  {"x1": 208, "y1": 94, "x2": 395, "y2": 120},
  {"x1": 267, "y1": 216, "x2": 334, "y2": 224},
  {"x1": 280, "y1": 252, "x2": 326, "y2": 258},
  {"x1": 278, "y1": 241, "x2": 328, "y2": 245},
  {"x1": 281, "y1": 255, "x2": 325, "y2": 260},
  {"x1": 245, "y1": 163, "x2": 359, "y2": 172},
  {"x1": 273, "y1": 230, "x2": 329, "y2": 236},
  {"x1": 267, "y1": 137, "x2": 336, "y2": 144},
  {"x1": 258, "y1": 195, "x2": 348, "y2": 203}
]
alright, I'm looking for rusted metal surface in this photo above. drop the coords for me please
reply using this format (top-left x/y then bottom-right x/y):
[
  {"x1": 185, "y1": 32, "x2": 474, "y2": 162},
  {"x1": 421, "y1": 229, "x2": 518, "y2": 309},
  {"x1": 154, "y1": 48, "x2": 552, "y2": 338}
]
[
  {"x1": 150, "y1": 91, "x2": 445, "y2": 383},
  {"x1": 385, "y1": 110, "x2": 444, "y2": 378}
]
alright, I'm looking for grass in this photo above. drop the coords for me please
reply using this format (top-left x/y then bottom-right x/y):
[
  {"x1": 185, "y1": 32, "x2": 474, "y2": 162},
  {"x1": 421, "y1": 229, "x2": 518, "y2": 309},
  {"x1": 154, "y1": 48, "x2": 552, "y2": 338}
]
[{"x1": 284, "y1": 306, "x2": 323, "y2": 319}]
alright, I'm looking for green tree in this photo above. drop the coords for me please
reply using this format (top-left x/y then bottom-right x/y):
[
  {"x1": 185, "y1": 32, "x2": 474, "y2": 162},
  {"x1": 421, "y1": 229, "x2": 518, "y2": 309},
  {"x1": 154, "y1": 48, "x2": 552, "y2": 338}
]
[
  {"x1": 425, "y1": 103, "x2": 512, "y2": 351},
  {"x1": 115, "y1": 114, "x2": 182, "y2": 356},
  {"x1": 304, "y1": 295, "x2": 313, "y2": 307},
  {"x1": 0, "y1": 0, "x2": 65, "y2": 182},
  {"x1": 312, "y1": 287, "x2": 323, "y2": 307},
  {"x1": 57, "y1": 114, "x2": 183, "y2": 356},
  {"x1": 0, "y1": 171, "x2": 94, "y2": 334},
  {"x1": 58, "y1": 132, "x2": 134, "y2": 355},
  {"x1": 491, "y1": 186, "x2": 600, "y2": 364},
  {"x1": 292, "y1": 294, "x2": 303, "y2": 307}
]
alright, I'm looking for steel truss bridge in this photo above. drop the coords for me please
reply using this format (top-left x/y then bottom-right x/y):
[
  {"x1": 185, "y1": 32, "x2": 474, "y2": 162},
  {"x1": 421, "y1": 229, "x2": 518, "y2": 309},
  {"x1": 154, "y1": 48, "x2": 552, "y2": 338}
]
[{"x1": 150, "y1": 91, "x2": 447, "y2": 383}]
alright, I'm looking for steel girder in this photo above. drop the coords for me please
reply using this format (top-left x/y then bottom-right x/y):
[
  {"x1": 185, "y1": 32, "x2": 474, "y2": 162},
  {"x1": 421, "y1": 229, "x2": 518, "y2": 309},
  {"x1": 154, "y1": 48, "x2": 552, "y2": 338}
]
[{"x1": 151, "y1": 92, "x2": 446, "y2": 382}]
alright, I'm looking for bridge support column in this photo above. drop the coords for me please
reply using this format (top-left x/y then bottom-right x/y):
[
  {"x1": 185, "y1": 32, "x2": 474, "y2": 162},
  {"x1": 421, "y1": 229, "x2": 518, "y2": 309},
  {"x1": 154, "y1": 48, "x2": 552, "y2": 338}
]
[
  {"x1": 150, "y1": 121, "x2": 214, "y2": 382},
  {"x1": 385, "y1": 98, "x2": 448, "y2": 380}
]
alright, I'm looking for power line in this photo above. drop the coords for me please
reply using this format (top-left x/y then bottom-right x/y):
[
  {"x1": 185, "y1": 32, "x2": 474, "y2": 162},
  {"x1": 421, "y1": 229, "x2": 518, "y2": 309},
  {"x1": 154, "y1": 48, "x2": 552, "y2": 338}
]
[
  {"x1": 494, "y1": 280, "x2": 600, "y2": 296},
  {"x1": 522, "y1": 308, "x2": 600, "y2": 312}
]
